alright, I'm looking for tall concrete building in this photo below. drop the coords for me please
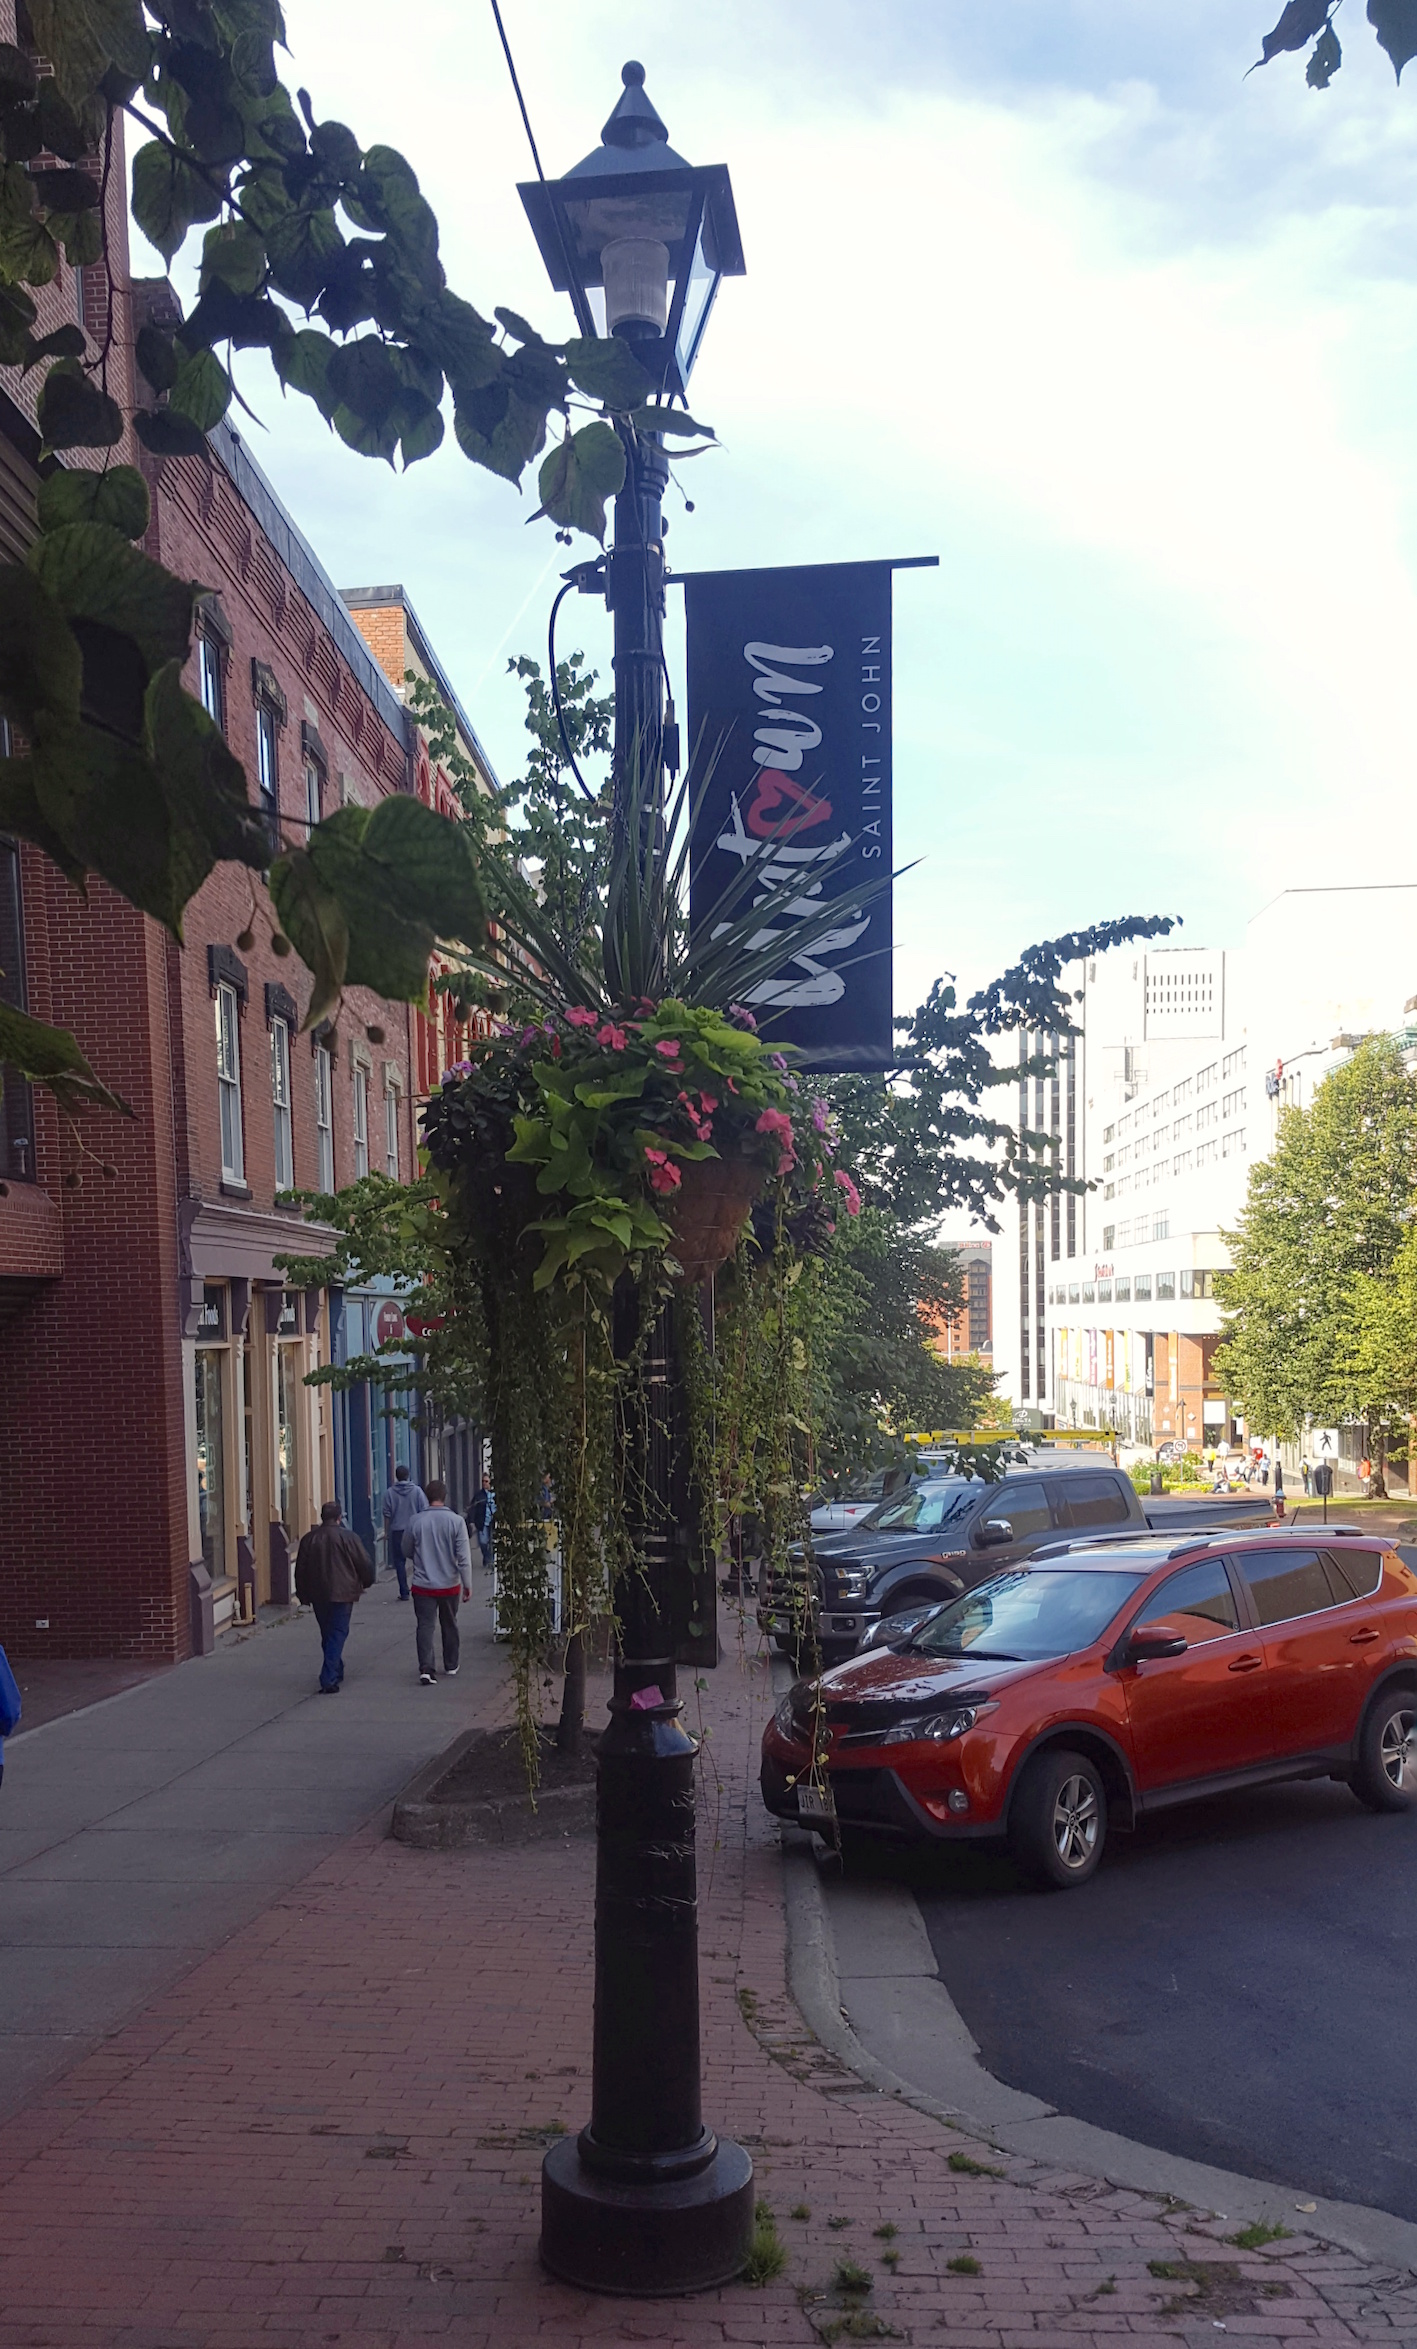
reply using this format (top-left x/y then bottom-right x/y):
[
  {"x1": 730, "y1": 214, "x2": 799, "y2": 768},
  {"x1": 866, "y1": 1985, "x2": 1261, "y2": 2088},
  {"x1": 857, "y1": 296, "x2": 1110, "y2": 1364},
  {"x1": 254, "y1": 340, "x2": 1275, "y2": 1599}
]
[{"x1": 990, "y1": 888, "x2": 1417, "y2": 1447}]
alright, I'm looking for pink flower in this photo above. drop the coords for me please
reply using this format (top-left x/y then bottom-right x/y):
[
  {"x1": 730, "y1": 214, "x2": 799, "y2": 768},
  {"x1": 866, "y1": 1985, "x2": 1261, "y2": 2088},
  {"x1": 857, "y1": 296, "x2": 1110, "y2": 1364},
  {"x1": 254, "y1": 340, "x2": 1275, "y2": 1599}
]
[
  {"x1": 596, "y1": 1023, "x2": 627, "y2": 1051},
  {"x1": 655, "y1": 1039, "x2": 682, "y2": 1060},
  {"x1": 833, "y1": 1168, "x2": 862, "y2": 1216},
  {"x1": 643, "y1": 1147, "x2": 682, "y2": 1196},
  {"x1": 756, "y1": 1107, "x2": 797, "y2": 1176},
  {"x1": 565, "y1": 1006, "x2": 598, "y2": 1028},
  {"x1": 518, "y1": 1025, "x2": 538, "y2": 1047}
]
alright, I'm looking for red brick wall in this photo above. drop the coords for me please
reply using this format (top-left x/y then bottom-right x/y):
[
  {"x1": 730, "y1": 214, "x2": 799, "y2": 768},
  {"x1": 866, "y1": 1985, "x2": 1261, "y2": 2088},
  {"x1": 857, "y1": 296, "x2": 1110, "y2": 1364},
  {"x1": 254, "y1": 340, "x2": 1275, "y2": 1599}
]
[{"x1": 0, "y1": 857, "x2": 188, "y2": 1659}]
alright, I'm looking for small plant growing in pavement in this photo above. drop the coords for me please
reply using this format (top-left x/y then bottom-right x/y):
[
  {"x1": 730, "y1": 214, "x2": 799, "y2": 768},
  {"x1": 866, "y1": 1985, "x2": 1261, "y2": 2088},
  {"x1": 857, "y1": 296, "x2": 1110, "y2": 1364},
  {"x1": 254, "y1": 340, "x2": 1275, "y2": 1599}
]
[
  {"x1": 831, "y1": 2259, "x2": 872, "y2": 2295},
  {"x1": 1228, "y1": 2220, "x2": 1293, "y2": 2250},
  {"x1": 741, "y1": 2201, "x2": 789, "y2": 2286},
  {"x1": 880, "y1": 2248, "x2": 900, "y2": 2270},
  {"x1": 947, "y1": 2253, "x2": 982, "y2": 2275},
  {"x1": 790, "y1": 2203, "x2": 812, "y2": 2222},
  {"x1": 872, "y1": 2223, "x2": 897, "y2": 2240},
  {"x1": 948, "y1": 2151, "x2": 1004, "y2": 2177}
]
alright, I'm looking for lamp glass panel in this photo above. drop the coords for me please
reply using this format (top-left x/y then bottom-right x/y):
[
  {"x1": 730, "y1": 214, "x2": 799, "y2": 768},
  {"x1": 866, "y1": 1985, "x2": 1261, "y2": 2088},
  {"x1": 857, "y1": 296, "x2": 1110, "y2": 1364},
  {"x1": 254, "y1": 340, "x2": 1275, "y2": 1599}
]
[
  {"x1": 675, "y1": 236, "x2": 717, "y2": 383},
  {"x1": 560, "y1": 185, "x2": 696, "y2": 279}
]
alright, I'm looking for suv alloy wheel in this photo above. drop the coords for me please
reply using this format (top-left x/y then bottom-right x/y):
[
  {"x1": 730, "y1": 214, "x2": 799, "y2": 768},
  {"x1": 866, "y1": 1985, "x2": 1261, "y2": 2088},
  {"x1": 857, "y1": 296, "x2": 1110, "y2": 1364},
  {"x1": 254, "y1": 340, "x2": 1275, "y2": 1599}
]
[
  {"x1": 1009, "y1": 1747, "x2": 1108, "y2": 1888},
  {"x1": 1353, "y1": 1690, "x2": 1417, "y2": 1812}
]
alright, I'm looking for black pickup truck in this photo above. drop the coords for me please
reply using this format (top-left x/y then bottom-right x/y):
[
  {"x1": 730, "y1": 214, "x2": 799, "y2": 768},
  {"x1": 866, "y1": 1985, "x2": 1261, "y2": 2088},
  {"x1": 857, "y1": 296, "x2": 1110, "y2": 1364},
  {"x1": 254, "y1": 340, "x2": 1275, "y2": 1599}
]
[{"x1": 756, "y1": 1459, "x2": 1273, "y2": 1662}]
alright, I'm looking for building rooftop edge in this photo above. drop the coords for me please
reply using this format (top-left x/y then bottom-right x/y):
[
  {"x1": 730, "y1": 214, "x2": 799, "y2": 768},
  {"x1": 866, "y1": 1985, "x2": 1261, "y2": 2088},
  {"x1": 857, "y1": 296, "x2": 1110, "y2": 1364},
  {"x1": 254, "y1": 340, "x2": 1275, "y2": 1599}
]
[
  {"x1": 339, "y1": 583, "x2": 499, "y2": 791},
  {"x1": 206, "y1": 423, "x2": 414, "y2": 761}
]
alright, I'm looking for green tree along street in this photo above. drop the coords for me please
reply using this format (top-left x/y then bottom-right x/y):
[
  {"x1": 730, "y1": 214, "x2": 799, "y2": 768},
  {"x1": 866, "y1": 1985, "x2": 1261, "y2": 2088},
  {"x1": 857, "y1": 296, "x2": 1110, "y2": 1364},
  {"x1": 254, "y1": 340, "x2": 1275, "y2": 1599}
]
[{"x1": 1216, "y1": 1038, "x2": 1417, "y2": 1490}]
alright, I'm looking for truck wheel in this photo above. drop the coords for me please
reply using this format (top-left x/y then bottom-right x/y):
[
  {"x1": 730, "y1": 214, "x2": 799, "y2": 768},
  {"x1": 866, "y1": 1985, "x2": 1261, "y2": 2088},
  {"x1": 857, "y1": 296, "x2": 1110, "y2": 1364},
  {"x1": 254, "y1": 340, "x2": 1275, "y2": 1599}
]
[
  {"x1": 1009, "y1": 1748, "x2": 1107, "y2": 1889},
  {"x1": 1352, "y1": 1689, "x2": 1417, "y2": 1813}
]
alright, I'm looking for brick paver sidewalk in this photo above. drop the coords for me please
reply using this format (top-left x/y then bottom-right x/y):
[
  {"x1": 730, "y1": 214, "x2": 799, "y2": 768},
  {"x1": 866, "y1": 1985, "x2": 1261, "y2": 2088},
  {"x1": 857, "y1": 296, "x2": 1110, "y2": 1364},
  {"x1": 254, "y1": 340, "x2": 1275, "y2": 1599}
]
[{"x1": 1, "y1": 1618, "x2": 1415, "y2": 2348}]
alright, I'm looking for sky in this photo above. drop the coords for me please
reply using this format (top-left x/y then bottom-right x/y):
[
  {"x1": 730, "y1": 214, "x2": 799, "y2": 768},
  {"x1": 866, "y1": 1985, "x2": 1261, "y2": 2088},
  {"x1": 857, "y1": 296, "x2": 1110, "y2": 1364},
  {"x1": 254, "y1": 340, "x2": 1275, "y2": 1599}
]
[{"x1": 132, "y1": 0, "x2": 1417, "y2": 1018}]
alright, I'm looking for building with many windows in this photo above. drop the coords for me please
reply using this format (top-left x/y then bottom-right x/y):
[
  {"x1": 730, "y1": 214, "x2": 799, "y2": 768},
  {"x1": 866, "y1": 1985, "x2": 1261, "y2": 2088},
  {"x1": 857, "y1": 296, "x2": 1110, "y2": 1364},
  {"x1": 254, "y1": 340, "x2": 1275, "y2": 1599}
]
[
  {"x1": 0, "y1": 106, "x2": 496, "y2": 1660},
  {"x1": 990, "y1": 894, "x2": 1417, "y2": 1448}
]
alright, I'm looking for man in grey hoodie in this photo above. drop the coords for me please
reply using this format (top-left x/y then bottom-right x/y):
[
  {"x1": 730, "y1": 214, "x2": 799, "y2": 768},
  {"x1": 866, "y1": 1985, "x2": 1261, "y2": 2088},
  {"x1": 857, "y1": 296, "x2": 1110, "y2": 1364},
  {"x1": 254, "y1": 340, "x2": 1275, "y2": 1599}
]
[{"x1": 407, "y1": 1479, "x2": 473, "y2": 1684}]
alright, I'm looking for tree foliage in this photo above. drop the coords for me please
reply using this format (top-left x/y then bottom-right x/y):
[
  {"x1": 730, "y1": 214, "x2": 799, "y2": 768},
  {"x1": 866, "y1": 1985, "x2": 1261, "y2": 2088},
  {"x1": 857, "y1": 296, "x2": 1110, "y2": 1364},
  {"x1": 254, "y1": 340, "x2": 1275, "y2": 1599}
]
[
  {"x1": 1214, "y1": 1039, "x2": 1417, "y2": 1438},
  {"x1": 1250, "y1": 1, "x2": 1417, "y2": 87},
  {"x1": 805, "y1": 1207, "x2": 995, "y2": 1484},
  {"x1": 0, "y1": 0, "x2": 689, "y2": 1112}
]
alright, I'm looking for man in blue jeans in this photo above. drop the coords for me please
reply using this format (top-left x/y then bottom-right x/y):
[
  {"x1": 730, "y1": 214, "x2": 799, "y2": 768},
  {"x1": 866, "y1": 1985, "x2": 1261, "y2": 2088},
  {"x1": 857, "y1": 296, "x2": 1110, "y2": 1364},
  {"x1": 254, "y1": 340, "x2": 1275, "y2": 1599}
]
[
  {"x1": 381, "y1": 1464, "x2": 428, "y2": 1600},
  {"x1": 294, "y1": 1501, "x2": 375, "y2": 1693},
  {"x1": 0, "y1": 1643, "x2": 20, "y2": 1789}
]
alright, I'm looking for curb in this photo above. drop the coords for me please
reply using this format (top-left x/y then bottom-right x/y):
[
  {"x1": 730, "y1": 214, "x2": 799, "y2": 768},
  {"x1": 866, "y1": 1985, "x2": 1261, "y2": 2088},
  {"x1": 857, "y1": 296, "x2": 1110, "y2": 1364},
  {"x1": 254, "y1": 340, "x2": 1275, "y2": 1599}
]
[
  {"x1": 389, "y1": 1726, "x2": 596, "y2": 1849},
  {"x1": 779, "y1": 1805, "x2": 1417, "y2": 2279}
]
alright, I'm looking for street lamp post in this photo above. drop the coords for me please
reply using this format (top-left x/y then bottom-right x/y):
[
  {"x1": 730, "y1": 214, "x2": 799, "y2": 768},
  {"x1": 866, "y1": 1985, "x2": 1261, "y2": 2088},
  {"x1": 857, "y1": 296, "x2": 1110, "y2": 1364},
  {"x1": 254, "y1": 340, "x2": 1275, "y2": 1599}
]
[{"x1": 520, "y1": 65, "x2": 755, "y2": 2297}]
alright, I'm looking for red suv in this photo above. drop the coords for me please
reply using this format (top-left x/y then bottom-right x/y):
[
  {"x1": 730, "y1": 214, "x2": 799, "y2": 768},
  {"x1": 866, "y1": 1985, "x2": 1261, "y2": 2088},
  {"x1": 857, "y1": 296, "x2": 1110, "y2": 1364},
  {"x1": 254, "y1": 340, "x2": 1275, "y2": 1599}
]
[{"x1": 760, "y1": 1532, "x2": 1417, "y2": 1887}]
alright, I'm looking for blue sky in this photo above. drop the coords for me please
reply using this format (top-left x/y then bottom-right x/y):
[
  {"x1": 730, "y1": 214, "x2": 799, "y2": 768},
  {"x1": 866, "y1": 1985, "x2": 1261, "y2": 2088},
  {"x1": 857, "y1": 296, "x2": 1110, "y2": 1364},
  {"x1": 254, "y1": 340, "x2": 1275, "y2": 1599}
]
[{"x1": 136, "y1": 1, "x2": 1417, "y2": 1013}]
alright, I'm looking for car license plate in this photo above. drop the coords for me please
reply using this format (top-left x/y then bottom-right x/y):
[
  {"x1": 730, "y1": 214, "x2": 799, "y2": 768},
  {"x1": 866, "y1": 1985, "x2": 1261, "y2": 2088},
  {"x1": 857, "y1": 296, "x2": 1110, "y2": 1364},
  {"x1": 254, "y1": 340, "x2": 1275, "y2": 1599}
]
[{"x1": 796, "y1": 1783, "x2": 834, "y2": 1826}]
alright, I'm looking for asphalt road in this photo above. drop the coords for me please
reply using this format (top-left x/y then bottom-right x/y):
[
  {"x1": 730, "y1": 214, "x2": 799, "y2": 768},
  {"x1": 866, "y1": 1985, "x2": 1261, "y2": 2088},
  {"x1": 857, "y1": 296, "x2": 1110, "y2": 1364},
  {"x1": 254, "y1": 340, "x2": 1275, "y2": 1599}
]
[{"x1": 911, "y1": 1778, "x2": 1417, "y2": 2222}]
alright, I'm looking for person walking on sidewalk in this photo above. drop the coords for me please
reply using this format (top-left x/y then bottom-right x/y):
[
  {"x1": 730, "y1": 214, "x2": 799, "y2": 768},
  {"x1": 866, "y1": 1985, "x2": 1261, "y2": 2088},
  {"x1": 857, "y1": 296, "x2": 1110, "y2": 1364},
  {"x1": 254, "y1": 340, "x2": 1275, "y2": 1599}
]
[
  {"x1": 294, "y1": 1501, "x2": 375, "y2": 1694},
  {"x1": 408, "y1": 1480, "x2": 472, "y2": 1685},
  {"x1": 466, "y1": 1476, "x2": 495, "y2": 1570},
  {"x1": 0, "y1": 1643, "x2": 20, "y2": 1789},
  {"x1": 381, "y1": 1463, "x2": 428, "y2": 1601}
]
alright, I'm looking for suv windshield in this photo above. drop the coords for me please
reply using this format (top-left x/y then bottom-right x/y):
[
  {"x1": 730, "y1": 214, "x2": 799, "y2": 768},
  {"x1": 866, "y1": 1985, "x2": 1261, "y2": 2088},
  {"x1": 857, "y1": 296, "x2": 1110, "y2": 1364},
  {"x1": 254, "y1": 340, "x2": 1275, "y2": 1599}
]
[
  {"x1": 869, "y1": 1480, "x2": 980, "y2": 1534},
  {"x1": 910, "y1": 1568, "x2": 1147, "y2": 1660}
]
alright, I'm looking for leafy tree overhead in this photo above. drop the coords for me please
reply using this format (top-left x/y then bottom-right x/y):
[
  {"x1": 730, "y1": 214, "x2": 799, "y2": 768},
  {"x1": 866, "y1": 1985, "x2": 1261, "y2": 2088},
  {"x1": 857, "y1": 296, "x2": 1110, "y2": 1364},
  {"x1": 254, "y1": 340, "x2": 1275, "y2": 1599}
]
[
  {"x1": 0, "y1": 0, "x2": 696, "y2": 1115},
  {"x1": 1215, "y1": 1038, "x2": 1417, "y2": 1479},
  {"x1": 1250, "y1": 1, "x2": 1417, "y2": 88}
]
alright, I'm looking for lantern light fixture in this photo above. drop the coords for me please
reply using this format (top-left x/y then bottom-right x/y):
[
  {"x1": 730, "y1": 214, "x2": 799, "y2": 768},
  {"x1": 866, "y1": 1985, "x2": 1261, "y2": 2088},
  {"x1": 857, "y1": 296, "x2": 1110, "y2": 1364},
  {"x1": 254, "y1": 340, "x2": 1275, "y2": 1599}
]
[{"x1": 518, "y1": 61, "x2": 745, "y2": 397}]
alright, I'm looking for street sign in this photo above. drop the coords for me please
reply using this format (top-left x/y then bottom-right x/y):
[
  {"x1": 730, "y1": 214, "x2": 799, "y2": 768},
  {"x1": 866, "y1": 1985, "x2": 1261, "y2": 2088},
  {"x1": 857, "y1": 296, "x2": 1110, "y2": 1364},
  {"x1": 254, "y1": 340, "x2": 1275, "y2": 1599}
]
[
  {"x1": 1311, "y1": 1428, "x2": 1340, "y2": 1458},
  {"x1": 684, "y1": 558, "x2": 932, "y2": 1071},
  {"x1": 373, "y1": 1300, "x2": 406, "y2": 1349}
]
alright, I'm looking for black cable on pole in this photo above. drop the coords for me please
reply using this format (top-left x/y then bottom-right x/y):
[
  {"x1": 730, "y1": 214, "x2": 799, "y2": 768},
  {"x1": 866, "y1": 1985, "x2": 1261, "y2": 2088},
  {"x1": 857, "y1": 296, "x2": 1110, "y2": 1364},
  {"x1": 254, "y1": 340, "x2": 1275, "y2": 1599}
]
[
  {"x1": 488, "y1": 0, "x2": 546, "y2": 180},
  {"x1": 548, "y1": 581, "x2": 598, "y2": 803},
  {"x1": 487, "y1": 0, "x2": 594, "y2": 338}
]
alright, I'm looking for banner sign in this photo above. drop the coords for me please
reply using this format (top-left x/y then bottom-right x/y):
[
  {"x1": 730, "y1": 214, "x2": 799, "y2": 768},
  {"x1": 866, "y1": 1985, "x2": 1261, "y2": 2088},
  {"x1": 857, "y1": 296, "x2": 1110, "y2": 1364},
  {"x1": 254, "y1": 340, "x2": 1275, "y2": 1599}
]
[{"x1": 684, "y1": 559, "x2": 904, "y2": 1070}]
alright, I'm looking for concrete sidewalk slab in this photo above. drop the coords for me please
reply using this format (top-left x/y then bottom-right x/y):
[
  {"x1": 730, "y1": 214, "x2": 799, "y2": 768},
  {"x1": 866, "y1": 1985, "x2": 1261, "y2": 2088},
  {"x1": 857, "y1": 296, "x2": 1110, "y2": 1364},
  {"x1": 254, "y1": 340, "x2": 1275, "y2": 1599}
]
[
  {"x1": 1, "y1": 1616, "x2": 1415, "y2": 2346},
  {"x1": 0, "y1": 1573, "x2": 511, "y2": 2123}
]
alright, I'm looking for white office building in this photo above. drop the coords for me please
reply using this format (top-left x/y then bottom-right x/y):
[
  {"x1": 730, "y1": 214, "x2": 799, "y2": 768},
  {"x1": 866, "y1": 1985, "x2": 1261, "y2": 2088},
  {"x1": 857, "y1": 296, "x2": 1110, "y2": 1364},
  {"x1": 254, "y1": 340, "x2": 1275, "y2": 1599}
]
[{"x1": 989, "y1": 885, "x2": 1417, "y2": 1446}]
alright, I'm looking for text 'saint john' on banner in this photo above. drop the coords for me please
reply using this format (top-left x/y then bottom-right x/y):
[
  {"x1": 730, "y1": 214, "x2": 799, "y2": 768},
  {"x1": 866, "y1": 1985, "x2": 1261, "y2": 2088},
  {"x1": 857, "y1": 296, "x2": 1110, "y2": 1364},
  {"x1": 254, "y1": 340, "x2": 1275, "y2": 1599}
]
[{"x1": 682, "y1": 558, "x2": 932, "y2": 1071}]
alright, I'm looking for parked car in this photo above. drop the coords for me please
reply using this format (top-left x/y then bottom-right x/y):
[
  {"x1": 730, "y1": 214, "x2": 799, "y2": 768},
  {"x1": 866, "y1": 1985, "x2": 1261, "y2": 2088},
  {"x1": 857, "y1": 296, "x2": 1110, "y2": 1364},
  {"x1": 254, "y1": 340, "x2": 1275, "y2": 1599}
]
[
  {"x1": 761, "y1": 1529, "x2": 1417, "y2": 1886},
  {"x1": 810, "y1": 1466, "x2": 919, "y2": 1536},
  {"x1": 757, "y1": 1461, "x2": 1272, "y2": 1662}
]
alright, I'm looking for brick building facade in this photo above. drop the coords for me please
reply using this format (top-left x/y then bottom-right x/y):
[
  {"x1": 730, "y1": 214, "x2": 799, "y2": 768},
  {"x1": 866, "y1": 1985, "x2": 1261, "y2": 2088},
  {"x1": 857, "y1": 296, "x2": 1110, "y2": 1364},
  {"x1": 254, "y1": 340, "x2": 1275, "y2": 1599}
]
[{"x1": 0, "y1": 93, "x2": 495, "y2": 1659}]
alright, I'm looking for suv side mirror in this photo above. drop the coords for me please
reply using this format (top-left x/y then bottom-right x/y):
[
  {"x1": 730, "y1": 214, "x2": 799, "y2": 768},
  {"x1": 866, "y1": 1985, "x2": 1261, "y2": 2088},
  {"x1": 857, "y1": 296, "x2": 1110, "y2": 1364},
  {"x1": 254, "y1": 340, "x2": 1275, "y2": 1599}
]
[
  {"x1": 977, "y1": 1518, "x2": 1014, "y2": 1549},
  {"x1": 1124, "y1": 1622, "x2": 1188, "y2": 1663}
]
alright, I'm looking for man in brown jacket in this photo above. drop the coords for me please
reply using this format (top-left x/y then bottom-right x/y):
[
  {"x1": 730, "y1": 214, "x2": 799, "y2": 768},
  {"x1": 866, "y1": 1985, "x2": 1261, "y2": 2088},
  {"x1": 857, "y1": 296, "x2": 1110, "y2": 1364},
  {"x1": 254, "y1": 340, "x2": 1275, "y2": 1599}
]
[{"x1": 294, "y1": 1501, "x2": 375, "y2": 1694}]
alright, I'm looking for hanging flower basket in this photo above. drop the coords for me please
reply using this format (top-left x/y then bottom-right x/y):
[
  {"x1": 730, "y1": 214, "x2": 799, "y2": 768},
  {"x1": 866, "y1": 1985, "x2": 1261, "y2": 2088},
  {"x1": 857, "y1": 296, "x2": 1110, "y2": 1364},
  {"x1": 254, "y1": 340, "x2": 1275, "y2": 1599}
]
[{"x1": 665, "y1": 1153, "x2": 763, "y2": 1287}]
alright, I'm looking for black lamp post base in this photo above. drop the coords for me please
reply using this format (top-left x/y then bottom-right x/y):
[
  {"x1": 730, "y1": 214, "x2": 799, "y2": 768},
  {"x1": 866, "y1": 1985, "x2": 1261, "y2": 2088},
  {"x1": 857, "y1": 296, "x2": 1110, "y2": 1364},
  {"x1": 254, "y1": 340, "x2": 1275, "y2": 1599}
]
[{"x1": 540, "y1": 2133, "x2": 754, "y2": 2297}]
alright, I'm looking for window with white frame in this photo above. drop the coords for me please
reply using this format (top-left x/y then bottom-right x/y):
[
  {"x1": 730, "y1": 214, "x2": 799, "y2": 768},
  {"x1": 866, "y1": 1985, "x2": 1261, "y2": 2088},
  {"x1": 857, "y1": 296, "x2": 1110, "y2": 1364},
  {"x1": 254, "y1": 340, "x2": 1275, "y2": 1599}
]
[
  {"x1": 314, "y1": 1042, "x2": 334, "y2": 1191},
  {"x1": 215, "y1": 982, "x2": 244, "y2": 1182},
  {"x1": 271, "y1": 1017, "x2": 293, "y2": 1190},
  {"x1": 304, "y1": 757, "x2": 321, "y2": 834},
  {"x1": 352, "y1": 1062, "x2": 369, "y2": 1179},
  {"x1": 198, "y1": 632, "x2": 224, "y2": 729},
  {"x1": 385, "y1": 1080, "x2": 400, "y2": 1179}
]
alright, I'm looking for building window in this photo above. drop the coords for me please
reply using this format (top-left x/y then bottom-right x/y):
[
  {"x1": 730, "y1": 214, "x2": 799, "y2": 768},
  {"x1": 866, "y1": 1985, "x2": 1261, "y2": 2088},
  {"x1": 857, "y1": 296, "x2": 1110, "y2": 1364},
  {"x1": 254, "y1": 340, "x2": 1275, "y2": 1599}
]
[
  {"x1": 353, "y1": 1062, "x2": 369, "y2": 1178},
  {"x1": 1134, "y1": 1274, "x2": 1152, "y2": 1301},
  {"x1": 385, "y1": 1081, "x2": 400, "y2": 1179},
  {"x1": 1156, "y1": 1272, "x2": 1176, "y2": 1300},
  {"x1": 1180, "y1": 1269, "x2": 1217, "y2": 1300},
  {"x1": 1082, "y1": 1282, "x2": 1095, "y2": 1303},
  {"x1": 1153, "y1": 1212, "x2": 1169, "y2": 1241},
  {"x1": 314, "y1": 1042, "x2": 334, "y2": 1191},
  {"x1": 257, "y1": 705, "x2": 279, "y2": 849},
  {"x1": 1222, "y1": 1086, "x2": 1246, "y2": 1120},
  {"x1": 1223, "y1": 1046, "x2": 1246, "y2": 1078},
  {"x1": 1222, "y1": 1127, "x2": 1247, "y2": 1158},
  {"x1": 271, "y1": 1016, "x2": 293, "y2": 1191},
  {"x1": 215, "y1": 980, "x2": 244, "y2": 1182},
  {"x1": 1115, "y1": 1276, "x2": 1131, "y2": 1302},
  {"x1": 1101, "y1": 1224, "x2": 1115, "y2": 1250},
  {"x1": 1097, "y1": 1279, "x2": 1113, "y2": 1302},
  {"x1": 304, "y1": 757, "x2": 321, "y2": 835},
  {"x1": 198, "y1": 632, "x2": 224, "y2": 730}
]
